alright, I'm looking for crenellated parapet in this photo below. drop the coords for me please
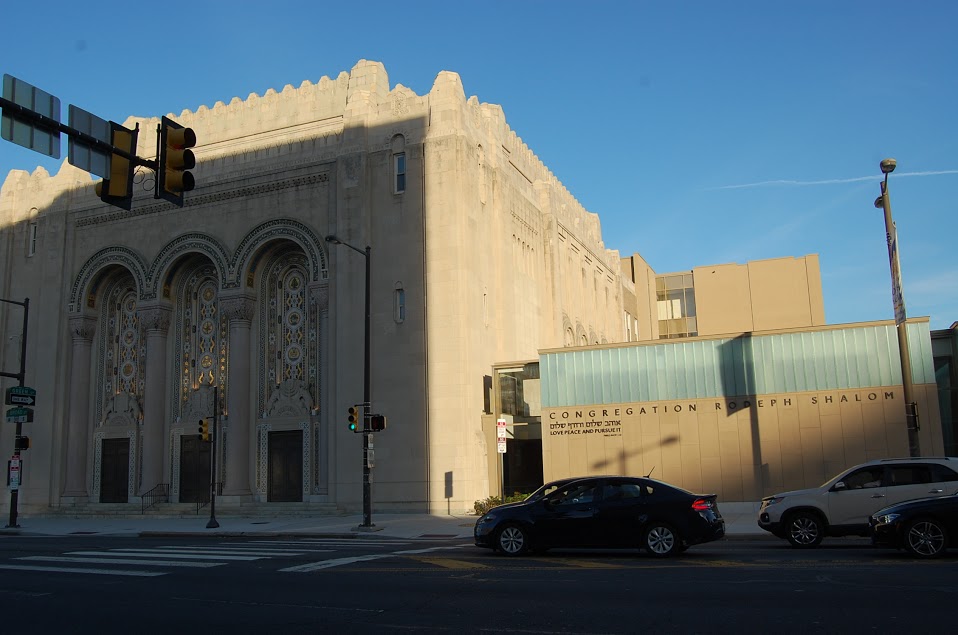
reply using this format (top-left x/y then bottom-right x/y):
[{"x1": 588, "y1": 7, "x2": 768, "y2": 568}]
[{"x1": 1, "y1": 59, "x2": 615, "y2": 272}]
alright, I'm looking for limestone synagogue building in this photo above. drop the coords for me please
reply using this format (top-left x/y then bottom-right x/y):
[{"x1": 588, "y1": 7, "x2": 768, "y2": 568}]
[
  {"x1": 0, "y1": 60, "x2": 638, "y2": 515},
  {"x1": 0, "y1": 60, "x2": 942, "y2": 517}
]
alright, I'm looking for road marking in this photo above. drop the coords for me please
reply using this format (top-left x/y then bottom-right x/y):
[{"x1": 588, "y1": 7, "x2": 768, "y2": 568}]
[
  {"x1": 66, "y1": 550, "x2": 263, "y2": 561},
  {"x1": 220, "y1": 541, "x2": 335, "y2": 552},
  {"x1": 544, "y1": 558, "x2": 625, "y2": 569},
  {"x1": 17, "y1": 556, "x2": 225, "y2": 568},
  {"x1": 148, "y1": 546, "x2": 308, "y2": 556},
  {"x1": 252, "y1": 539, "x2": 411, "y2": 548},
  {"x1": 282, "y1": 545, "x2": 462, "y2": 572},
  {"x1": 0, "y1": 564, "x2": 164, "y2": 577},
  {"x1": 407, "y1": 557, "x2": 490, "y2": 569}
]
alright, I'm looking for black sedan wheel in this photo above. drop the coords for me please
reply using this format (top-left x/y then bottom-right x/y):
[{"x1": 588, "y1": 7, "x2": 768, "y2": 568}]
[
  {"x1": 903, "y1": 518, "x2": 948, "y2": 558},
  {"x1": 643, "y1": 523, "x2": 681, "y2": 557},
  {"x1": 785, "y1": 511, "x2": 824, "y2": 548},
  {"x1": 496, "y1": 524, "x2": 529, "y2": 556}
]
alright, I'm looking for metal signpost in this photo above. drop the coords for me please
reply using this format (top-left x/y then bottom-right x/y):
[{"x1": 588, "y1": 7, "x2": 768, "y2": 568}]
[
  {"x1": 1, "y1": 297, "x2": 29, "y2": 528},
  {"x1": 497, "y1": 419, "x2": 507, "y2": 499}
]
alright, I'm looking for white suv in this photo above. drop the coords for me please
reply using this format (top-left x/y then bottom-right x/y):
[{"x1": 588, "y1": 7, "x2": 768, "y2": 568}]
[{"x1": 758, "y1": 457, "x2": 958, "y2": 547}]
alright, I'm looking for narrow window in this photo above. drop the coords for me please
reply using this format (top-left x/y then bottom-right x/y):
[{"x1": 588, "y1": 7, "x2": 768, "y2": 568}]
[
  {"x1": 394, "y1": 153, "x2": 406, "y2": 194},
  {"x1": 394, "y1": 284, "x2": 405, "y2": 323},
  {"x1": 27, "y1": 222, "x2": 37, "y2": 257}
]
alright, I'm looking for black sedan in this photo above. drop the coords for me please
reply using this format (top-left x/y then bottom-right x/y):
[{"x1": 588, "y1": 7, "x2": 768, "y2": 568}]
[
  {"x1": 474, "y1": 476, "x2": 725, "y2": 557},
  {"x1": 870, "y1": 493, "x2": 958, "y2": 558}
]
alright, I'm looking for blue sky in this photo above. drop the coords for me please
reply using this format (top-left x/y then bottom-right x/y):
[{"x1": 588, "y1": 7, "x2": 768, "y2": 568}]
[{"x1": 1, "y1": 1, "x2": 956, "y2": 329}]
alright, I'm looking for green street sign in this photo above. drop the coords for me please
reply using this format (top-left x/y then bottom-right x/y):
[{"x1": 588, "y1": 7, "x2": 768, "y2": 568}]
[
  {"x1": 5, "y1": 386, "x2": 36, "y2": 406},
  {"x1": 6, "y1": 406, "x2": 33, "y2": 423}
]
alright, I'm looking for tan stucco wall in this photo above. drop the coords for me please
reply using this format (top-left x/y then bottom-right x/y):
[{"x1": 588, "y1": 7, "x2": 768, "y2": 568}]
[
  {"x1": 542, "y1": 383, "x2": 943, "y2": 502},
  {"x1": 693, "y1": 255, "x2": 824, "y2": 336}
]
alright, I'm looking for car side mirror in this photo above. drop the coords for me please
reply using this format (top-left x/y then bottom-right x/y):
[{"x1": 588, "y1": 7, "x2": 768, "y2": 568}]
[{"x1": 833, "y1": 481, "x2": 846, "y2": 491}]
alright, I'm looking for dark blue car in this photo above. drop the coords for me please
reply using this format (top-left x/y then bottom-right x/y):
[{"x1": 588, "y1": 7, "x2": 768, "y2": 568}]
[
  {"x1": 474, "y1": 476, "x2": 725, "y2": 557},
  {"x1": 870, "y1": 493, "x2": 958, "y2": 558}
]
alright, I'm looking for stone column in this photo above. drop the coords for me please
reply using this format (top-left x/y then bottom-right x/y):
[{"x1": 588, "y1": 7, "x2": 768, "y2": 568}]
[
  {"x1": 221, "y1": 293, "x2": 256, "y2": 497},
  {"x1": 138, "y1": 303, "x2": 172, "y2": 494},
  {"x1": 63, "y1": 315, "x2": 98, "y2": 498}
]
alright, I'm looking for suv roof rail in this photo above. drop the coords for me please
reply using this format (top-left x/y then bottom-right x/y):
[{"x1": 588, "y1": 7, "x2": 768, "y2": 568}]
[{"x1": 876, "y1": 457, "x2": 954, "y2": 462}]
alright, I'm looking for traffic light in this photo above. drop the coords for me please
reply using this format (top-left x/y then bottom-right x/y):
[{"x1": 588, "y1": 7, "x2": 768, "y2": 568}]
[
  {"x1": 14, "y1": 435, "x2": 30, "y2": 451},
  {"x1": 198, "y1": 418, "x2": 210, "y2": 442},
  {"x1": 94, "y1": 122, "x2": 138, "y2": 210},
  {"x1": 347, "y1": 405, "x2": 363, "y2": 432},
  {"x1": 370, "y1": 414, "x2": 387, "y2": 432},
  {"x1": 158, "y1": 115, "x2": 196, "y2": 206}
]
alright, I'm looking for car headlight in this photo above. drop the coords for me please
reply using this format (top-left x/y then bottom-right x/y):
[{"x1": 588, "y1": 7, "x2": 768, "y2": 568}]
[
  {"x1": 873, "y1": 513, "x2": 900, "y2": 526},
  {"x1": 476, "y1": 514, "x2": 497, "y2": 526},
  {"x1": 763, "y1": 496, "x2": 785, "y2": 507}
]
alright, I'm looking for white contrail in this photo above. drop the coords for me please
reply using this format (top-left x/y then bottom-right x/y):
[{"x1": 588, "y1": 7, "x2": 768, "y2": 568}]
[{"x1": 714, "y1": 170, "x2": 958, "y2": 190}]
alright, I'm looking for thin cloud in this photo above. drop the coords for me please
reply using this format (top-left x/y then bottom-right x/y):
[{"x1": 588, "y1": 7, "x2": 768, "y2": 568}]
[{"x1": 713, "y1": 170, "x2": 958, "y2": 190}]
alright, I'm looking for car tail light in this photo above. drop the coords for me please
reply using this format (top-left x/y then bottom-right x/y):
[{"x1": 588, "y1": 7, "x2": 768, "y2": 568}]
[{"x1": 691, "y1": 498, "x2": 713, "y2": 511}]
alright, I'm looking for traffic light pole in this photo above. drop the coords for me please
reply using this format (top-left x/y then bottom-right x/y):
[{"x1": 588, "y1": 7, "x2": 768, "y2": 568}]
[
  {"x1": 207, "y1": 386, "x2": 219, "y2": 529},
  {"x1": 0, "y1": 96, "x2": 157, "y2": 171},
  {"x1": 325, "y1": 235, "x2": 374, "y2": 529},
  {"x1": 362, "y1": 245, "x2": 372, "y2": 529},
  {"x1": 1, "y1": 297, "x2": 29, "y2": 528}
]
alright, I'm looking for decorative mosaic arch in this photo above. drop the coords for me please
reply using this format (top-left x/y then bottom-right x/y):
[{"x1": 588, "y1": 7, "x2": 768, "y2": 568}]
[{"x1": 69, "y1": 246, "x2": 149, "y2": 313}]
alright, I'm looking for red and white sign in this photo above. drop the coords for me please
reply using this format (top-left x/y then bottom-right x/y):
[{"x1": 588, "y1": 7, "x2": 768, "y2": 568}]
[{"x1": 9, "y1": 456, "x2": 20, "y2": 488}]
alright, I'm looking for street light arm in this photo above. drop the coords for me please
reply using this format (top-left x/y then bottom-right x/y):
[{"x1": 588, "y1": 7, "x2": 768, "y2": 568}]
[{"x1": 325, "y1": 235, "x2": 368, "y2": 258}]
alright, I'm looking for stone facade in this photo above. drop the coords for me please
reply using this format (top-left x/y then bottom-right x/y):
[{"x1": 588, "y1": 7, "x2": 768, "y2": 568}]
[{"x1": 0, "y1": 60, "x2": 631, "y2": 515}]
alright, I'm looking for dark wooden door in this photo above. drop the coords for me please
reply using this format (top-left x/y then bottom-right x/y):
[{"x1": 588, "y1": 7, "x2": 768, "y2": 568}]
[
  {"x1": 268, "y1": 430, "x2": 303, "y2": 502},
  {"x1": 180, "y1": 435, "x2": 211, "y2": 504},
  {"x1": 100, "y1": 438, "x2": 129, "y2": 503}
]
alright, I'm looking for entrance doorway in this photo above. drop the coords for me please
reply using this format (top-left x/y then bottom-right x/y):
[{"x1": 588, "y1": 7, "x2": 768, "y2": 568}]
[
  {"x1": 100, "y1": 437, "x2": 130, "y2": 503},
  {"x1": 268, "y1": 430, "x2": 303, "y2": 502},
  {"x1": 179, "y1": 435, "x2": 211, "y2": 504}
]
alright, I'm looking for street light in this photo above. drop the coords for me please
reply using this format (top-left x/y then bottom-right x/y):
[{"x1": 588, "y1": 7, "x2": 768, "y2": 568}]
[
  {"x1": 874, "y1": 158, "x2": 920, "y2": 457},
  {"x1": 325, "y1": 234, "x2": 374, "y2": 528}
]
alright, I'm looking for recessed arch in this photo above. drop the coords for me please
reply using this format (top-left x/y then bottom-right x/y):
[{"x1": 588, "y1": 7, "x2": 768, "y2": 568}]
[
  {"x1": 144, "y1": 233, "x2": 230, "y2": 300},
  {"x1": 69, "y1": 247, "x2": 148, "y2": 313},
  {"x1": 231, "y1": 219, "x2": 327, "y2": 289}
]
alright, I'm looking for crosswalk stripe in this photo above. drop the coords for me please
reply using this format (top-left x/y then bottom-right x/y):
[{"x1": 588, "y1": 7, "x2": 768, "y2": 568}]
[
  {"x1": 0, "y1": 564, "x2": 164, "y2": 577},
  {"x1": 254, "y1": 539, "x2": 411, "y2": 546},
  {"x1": 216, "y1": 545, "x2": 336, "y2": 553},
  {"x1": 147, "y1": 546, "x2": 307, "y2": 556},
  {"x1": 17, "y1": 556, "x2": 225, "y2": 568},
  {"x1": 66, "y1": 550, "x2": 263, "y2": 561}
]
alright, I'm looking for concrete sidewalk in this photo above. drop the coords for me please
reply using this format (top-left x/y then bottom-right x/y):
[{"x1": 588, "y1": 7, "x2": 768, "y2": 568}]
[{"x1": 0, "y1": 502, "x2": 768, "y2": 540}]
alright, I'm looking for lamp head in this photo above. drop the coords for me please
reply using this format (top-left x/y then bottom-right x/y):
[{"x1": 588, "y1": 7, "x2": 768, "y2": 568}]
[
  {"x1": 880, "y1": 158, "x2": 897, "y2": 174},
  {"x1": 874, "y1": 196, "x2": 884, "y2": 209},
  {"x1": 325, "y1": 235, "x2": 342, "y2": 245}
]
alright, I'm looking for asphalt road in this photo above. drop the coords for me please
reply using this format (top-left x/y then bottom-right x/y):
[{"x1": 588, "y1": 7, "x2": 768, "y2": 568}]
[{"x1": 0, "y1": 535, "x2": 952, "y2": 633}]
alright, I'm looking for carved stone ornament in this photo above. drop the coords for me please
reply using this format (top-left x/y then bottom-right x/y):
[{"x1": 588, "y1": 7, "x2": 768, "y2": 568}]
[
  {"x1": 220, "y1": 294, "x2": 257, "y2": 322},
  {"x1": 180, "y1": 384, "x2": 217, "y2": 426},
  {"x1": 102, "y1": 391, "x2": 142, "y2": 427},
  {"x1": 138, "y1": 304, "x2": 173, "y2": 333},
  {"x1": 265, "y1": 379, "x2": 314, "y2": 417},
  {"x1": 308, "y1": 282, "x2": 328, "y2": 312},
  {"x1": 68, "y1": 315, "x2": 98, "y2": 342}
]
